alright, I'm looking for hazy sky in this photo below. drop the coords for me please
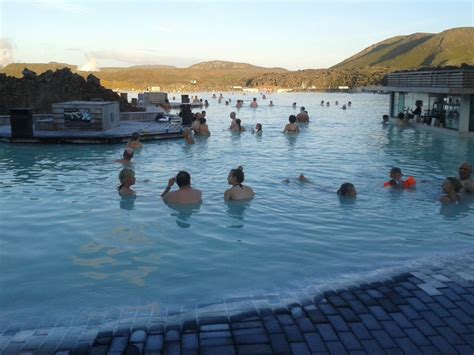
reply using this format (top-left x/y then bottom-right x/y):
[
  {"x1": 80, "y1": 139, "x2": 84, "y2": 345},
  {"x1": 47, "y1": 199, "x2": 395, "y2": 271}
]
[{"x1": 1, "y1": 0, "x2": 473, "y2": 70}]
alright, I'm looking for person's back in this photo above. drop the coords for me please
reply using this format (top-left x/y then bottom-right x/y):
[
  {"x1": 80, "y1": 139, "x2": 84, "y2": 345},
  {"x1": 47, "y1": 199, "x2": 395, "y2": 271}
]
[
  {"x1": 166, "y1": 187, "x2": 202, "y2": 204},
  {"x1": 161, "y1": 171, "x2": 202, "y2": 205},
  {"x1": 224, "y1": 166, "x2": 255, "y2": 201}
]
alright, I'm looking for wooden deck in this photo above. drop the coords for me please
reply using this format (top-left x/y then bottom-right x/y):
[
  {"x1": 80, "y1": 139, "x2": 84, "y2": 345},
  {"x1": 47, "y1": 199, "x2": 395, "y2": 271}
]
[{"x1": 0, "y1": 121, "x2": 184, "y2": 144}]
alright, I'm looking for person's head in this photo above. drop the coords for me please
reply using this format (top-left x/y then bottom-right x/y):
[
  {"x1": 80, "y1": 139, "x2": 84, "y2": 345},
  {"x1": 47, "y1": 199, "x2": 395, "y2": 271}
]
[
  {"x1": 443, "y1": 177, "x2": 462, "y2": 193},
  {"x1": 253, "y1": 98, "x2": 257, "y2": 101},
  {"x1": 390, "y1": 167, "x2": 402, "y2": 181},
  {"x1": 199, "y1": 117, "x2": 207, "y2": 124},
  {"x1": 300, "y1": 106, "x2": 305, "y2": 112},
  {"x1": 131, "y1": 132, "x2": 140, "y2": 141},
  {"x1": 292, "y1": 102, "x2": 296, "y2": 106},
  {"x1": 230, "y1": 112, "x2": 236, "y2": 119},
  {"x1": 383, "y1": 115, "x2": 389, "y2": 122},
  {"x1": 235, "y1": 118, "x2": 242, "y2": 130},
  {"x1": 123, "y1": 148, "x2": 134, "y2": 160},
  {"x1": 176, "y1": 171, "x2": 191, "y2": 188},
  {"x1": 195, "y1": 112, "x2": 202, "y2": 120},
  {"x1": 397, "y1": 112, "x2": 405, "y2": 120},
  {"x1": 225, "y1": 101, "x2": 229, "y2": 105},
  {"x1": 337, "y1": 183, "x2": 357, "y2": 197},
  {"x1": 289, "y1": 115, "x2": 297, "y2": 124},
  {"x1": 202, "y1": 110, "x2": 206, "y2": 117},
  {"x1": 119, "y1": 167, "x2": 135, "y2": 186},
  {"x1": 458, "y1": 162, "x2": 472, "y2": 180},
  {"x1": 228, "y1": 166, "x2": 244, "y2": 185},
  {"x1": 255, "y1": 123, "x2": 262, "y2": 131}
]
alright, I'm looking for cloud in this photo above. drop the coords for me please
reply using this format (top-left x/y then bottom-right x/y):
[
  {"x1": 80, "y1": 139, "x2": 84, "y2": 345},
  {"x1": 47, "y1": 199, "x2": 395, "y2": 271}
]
[
  {"x1": 0, "y1": 38, "x2": 14, "y2": 67},
  {"x1": 90, "y1": 49, "x2": 202, "y2": 68}
]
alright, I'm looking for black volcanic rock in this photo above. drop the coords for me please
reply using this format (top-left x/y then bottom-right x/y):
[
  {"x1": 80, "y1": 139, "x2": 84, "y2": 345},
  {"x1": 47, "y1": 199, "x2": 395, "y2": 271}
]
[
  {"x1": 0, "y1": 67, "x2": 134, "y2": 114},
  {"x1": 22, "y1": 68, "x2": 37, "y2": 79}
]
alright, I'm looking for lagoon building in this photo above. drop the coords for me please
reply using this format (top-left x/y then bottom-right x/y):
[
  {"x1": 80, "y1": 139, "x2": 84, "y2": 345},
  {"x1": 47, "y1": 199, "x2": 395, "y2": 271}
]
[{"x1": 384, "y1": 69, "x2": 474, "y2": 137}]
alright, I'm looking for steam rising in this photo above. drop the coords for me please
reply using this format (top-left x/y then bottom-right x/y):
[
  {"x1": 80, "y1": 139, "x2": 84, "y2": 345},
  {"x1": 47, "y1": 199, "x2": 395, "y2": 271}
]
[
  {"x1": 79, "y1": 54, "x2": 99, "y2": 71},
  {"x1": 0, "y1": 38, "x2": 14, "y2": 67}
]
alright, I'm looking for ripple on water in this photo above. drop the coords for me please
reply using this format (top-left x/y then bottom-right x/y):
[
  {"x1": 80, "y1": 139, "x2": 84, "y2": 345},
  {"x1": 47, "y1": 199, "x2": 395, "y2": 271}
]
[{"x1": 0, "y1": 92, "x2": 473, "y2": 321}]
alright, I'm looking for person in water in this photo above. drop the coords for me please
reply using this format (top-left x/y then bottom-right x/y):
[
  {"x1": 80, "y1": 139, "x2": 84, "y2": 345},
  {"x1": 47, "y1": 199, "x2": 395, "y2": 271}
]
[
  {"x1": 296, "y1": 106, "x2": 309, "y2": 123},
  {"x1": 458, "y1": 162, "x2": 474, "y2": 193},
  {"x1": 196, "y1": 117, "x2": 211, "y2": 136},
  {"x1": 229, "y1": 112, "x2": 237, "y2": 130},
  {"x1": 384, "y1": 167, "x2": 416, "y2": 189},
  {"x1": 126, "y1": 132, "x2": 143, "y2": 149},
  {"x1": 231, "y1": 118, "x2": 245, "y2": 132},
  {"x1": 337, "y1": 183, "x2": 357, "y2": 197},
  {"x1": 250, "y1": 98, "x2": 258, "y2": 108},
  {"x1": 161, "y1": 171, "x2": 202, "y2": 205},
  {"x1": 440, "y1": 177, "x2": 462, "y2": 204},
  {"x1": 283, "y1": 174, "x2": 310, "y2": 184},
  {"x1": 253, "y1": 123, "x2": 262, "y2": 135},
  {"x1": 382, "y1": 114, "x2": 390, "y2": 124},
  {"x1": 183, "y1": 127, "x2": 194, "y2": 145},
  {"x1": 386, "y1": 167, "x2": 404, "y2": 188},
  {"x1": 269, "y1": 101, "x2": 274, "y2": 107},
  {"x1": 118, "y1": 167, "x2": 136, "y2": 197},
  {"x1": 224, "y1": 166, "x2": 255, "y2": 201},
  {"x1": 115, "y1": 148, "x2": 134, "y2": 164},
  {"x1": 283, "y1": 115, "x2": 300, "y2": 133}
]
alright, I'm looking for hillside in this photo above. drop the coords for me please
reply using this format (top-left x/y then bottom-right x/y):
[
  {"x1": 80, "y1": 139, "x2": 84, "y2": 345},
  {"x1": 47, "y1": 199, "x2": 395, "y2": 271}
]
[
  {"x1": 188, "y1": 60, "x2": 287, "y2": 72},
  {"x1": 1, "y1": 62, "x2": 77, "y2": 77},
  {"x1": 332, "y1": 27, "x2": 474, "y2": 70}
]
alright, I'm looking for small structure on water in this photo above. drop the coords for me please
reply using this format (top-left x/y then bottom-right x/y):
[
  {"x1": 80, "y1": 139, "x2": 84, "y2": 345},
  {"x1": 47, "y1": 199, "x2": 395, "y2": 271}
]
[
  {"x1": 0, "y1": 99, "x2": 185, "y2": 144},
  {"x1": 383, "y1": 69, "x2": 474, "y2": 136}
]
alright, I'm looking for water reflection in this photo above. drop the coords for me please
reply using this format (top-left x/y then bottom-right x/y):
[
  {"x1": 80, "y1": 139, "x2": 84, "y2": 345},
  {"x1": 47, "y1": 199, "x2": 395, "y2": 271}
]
[
  {"x1": 225, "y1": 201, "x2": 250, "y2": 229},
  {"x1": 165, "y1": 202, "x2": 201, "y2": 228},
  {"x1": 120, "y1": 195, "x2": 136, "y2": 210},
  {"x1": 440, "y1": 194, "x2": 474, "y2": 220}
]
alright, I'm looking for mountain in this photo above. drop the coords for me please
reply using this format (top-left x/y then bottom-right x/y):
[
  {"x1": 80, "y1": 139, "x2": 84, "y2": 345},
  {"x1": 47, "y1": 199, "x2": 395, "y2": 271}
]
[
  {"x1": 1, "y1": 62, "x2": 77, "y2": 77},
  {"x1": 332, "y1": 27, "x2": 474, "y2": 70},
  {"x1": 188, "y1": 60, "x2": 287, "y2": 72}
]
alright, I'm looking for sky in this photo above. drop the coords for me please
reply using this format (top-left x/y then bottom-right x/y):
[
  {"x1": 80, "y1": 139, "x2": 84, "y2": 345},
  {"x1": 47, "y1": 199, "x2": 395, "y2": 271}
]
[{"x1": 0, "y1": 0, "x2": 473, "y2": 70}]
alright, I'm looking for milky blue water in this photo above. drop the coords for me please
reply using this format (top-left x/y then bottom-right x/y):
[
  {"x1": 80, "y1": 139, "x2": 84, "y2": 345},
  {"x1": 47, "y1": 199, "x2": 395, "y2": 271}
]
[{"x1": 1, "y1": 92, "x2": 473, "y2": 322}]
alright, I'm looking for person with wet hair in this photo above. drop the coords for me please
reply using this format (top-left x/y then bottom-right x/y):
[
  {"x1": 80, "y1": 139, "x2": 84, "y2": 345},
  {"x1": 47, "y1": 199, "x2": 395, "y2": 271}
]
[
  {"x1": 126, "y1": 132, "x2": 143, "y2": 149},
  {"x1": 161, "y1": 171, "x2": 202, "y2": 205},
  {"x1": 337, "y1": 183, "x2": 357, "y2": 197},
  {"x1": 283, "y1": 115, "x2": 300, "y2": 134},
  {"x1": 224, "y1": 166, "x2": 255, "y2": 201},
  {"x1": 440, "y1": 177, "x2": 462, "y2": 204},
  {"x1": 118, "y1": 167, "x2": 136, "y2": 197}
]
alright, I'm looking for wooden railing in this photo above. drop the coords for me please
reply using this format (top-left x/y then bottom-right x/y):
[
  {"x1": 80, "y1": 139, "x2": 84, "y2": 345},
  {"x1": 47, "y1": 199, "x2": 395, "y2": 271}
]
[{"x1": 386, "y1": 70, "x2": 474, "y2": 89}]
